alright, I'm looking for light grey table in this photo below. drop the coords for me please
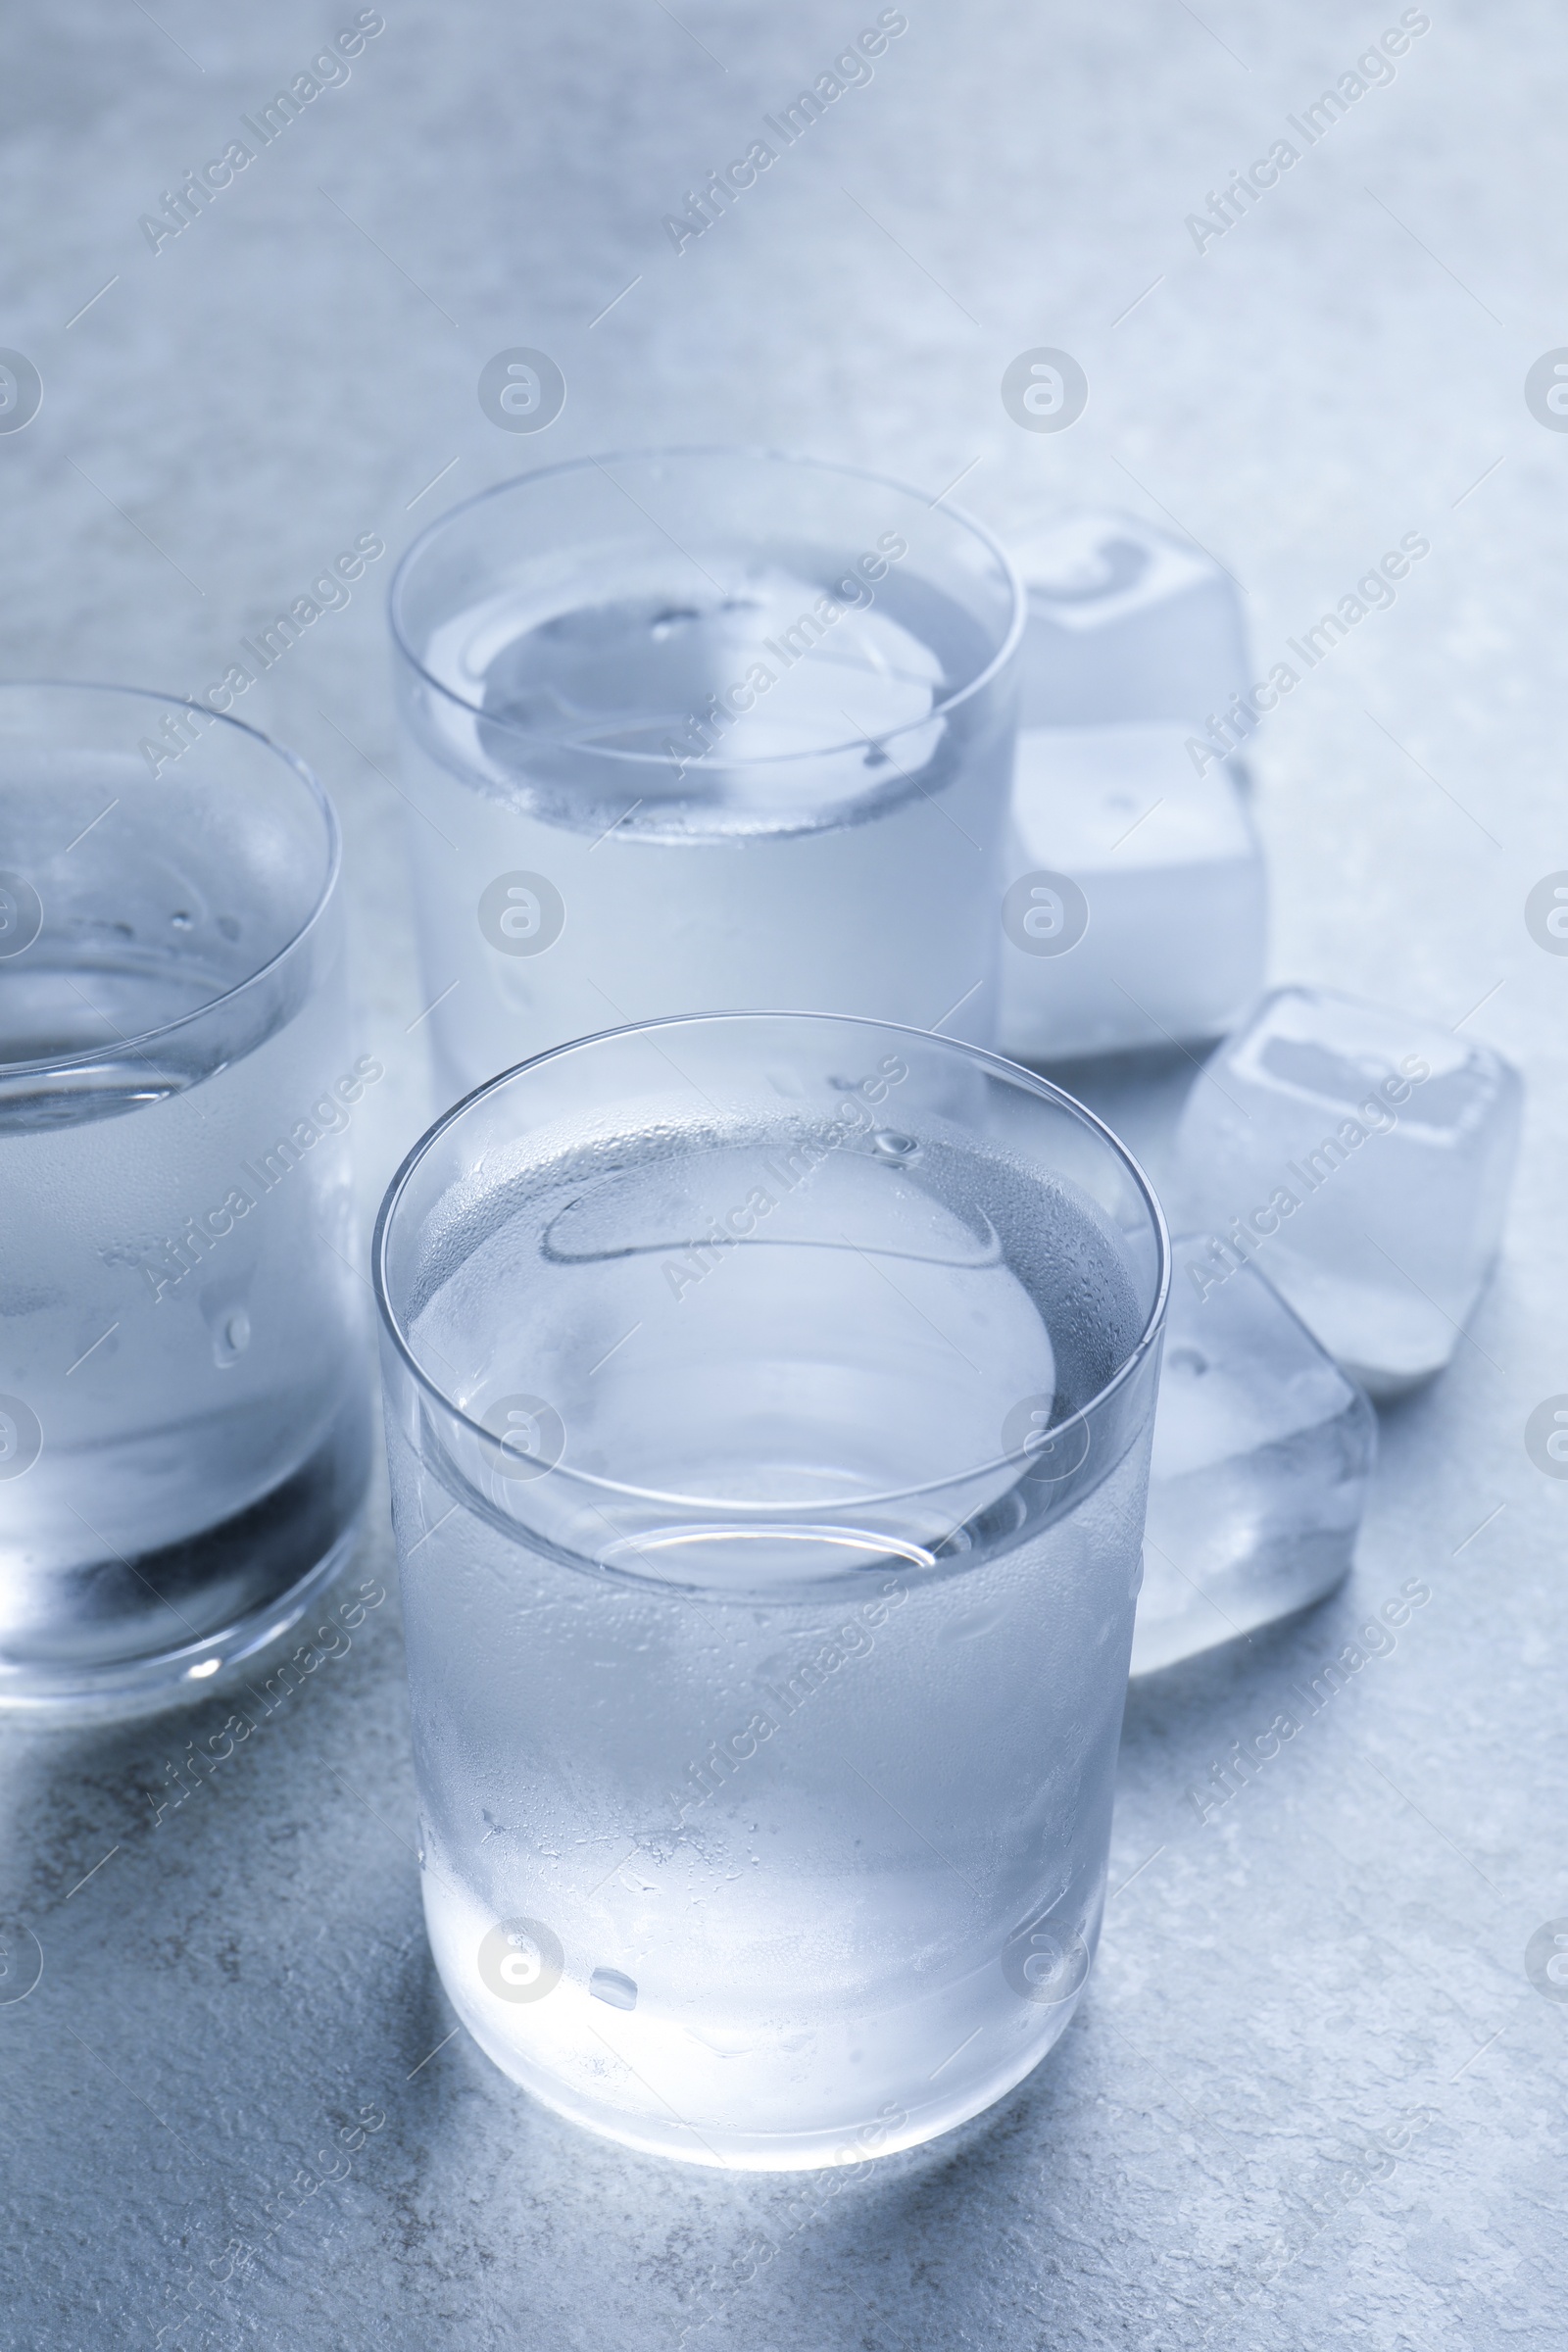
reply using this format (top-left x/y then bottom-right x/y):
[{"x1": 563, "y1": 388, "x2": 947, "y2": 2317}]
[{"x1": 3, "y1": 4, "x2": 1565, "y2": 2344}]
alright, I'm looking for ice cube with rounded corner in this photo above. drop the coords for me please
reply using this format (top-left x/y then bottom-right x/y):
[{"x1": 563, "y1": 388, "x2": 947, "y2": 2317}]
[
  {"x1": 999, "y1": 722, "x2": 1265, "y2": 1061},
  {"x1": 1013, "y1": 511, "x2": 1251, "y2": 730},
  {"x1": 1133, "y1": 1235, "x2": 1376, "y2": 1677},
  {"x1": 1170, "y1": 986, "x2": 1522, "y2": 1396}
]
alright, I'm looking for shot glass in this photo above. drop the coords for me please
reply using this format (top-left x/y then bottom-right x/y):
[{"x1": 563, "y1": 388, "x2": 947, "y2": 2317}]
[
  {"x1": 374, "y1": 1011, "x2": 1167, "y2": 2169},
  {"x1": 389, "y1": 449, "x2": 1023, "y2": 1103},
  {"x1": 0, "y1": 684, "x2": 372, "y2": 1714}
]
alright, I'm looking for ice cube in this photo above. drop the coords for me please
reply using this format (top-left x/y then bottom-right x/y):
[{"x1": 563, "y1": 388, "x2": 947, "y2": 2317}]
[
  {"x1": 1170, "y1": 987, "x2": 1522, "y2": 1397},
  {"x1": 998, "y1": 723, "x2": 1266, "y2": 1061},
  {"x1": 1133, "y1": 1236, "x2": 1376, "y2": 1676},
  {"x1": 1014, "y1": 511, "x2": 1251, "y2": 729}
]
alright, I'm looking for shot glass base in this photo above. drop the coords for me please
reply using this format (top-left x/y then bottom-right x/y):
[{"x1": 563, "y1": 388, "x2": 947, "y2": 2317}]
[
  {"x1": 0, "y1": 1519, "x2": 367, "y2": 1724},
  {"x1": 421, "y1": 1847, "x2": 1099, "y2": 2173},
  {"x1": 449, "y1": 1984, "x2": 1085, "y2": 2172}
]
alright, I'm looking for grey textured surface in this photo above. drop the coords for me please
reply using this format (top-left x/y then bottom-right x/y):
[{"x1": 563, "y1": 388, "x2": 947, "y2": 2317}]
[{"x1": 2, "y1": 3, "x2": 1566, "y2": 2345}]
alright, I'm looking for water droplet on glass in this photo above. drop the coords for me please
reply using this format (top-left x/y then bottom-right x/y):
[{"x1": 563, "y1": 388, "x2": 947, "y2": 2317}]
[
  {"x1": 171, "y1": 909, "x2": 193, "y2": 932},
  {"x1": 941, "y1": 1601, "x2": 1006, "y2": 1644},
  {"x1": 1168, "y1": 1347, "x2": 1208, "y2": 1378},
  {"x1": 588, "y1": 1966, "x2": 637, "y2": 2011},
  {"x1": 212, "y1": 1308, "x2": 251, "y2": 1367},
  {"x1": 871, "y1": 1130, "x2": 920, "y2": 1162}
]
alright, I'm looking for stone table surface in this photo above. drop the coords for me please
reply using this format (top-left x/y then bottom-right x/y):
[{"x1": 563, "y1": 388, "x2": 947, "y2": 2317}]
[{"x1": 3, "y1": 1, "x2": 1566, "y2": 2345}]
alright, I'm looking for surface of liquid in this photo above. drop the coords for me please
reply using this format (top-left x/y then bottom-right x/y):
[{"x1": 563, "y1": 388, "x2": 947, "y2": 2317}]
[
  {"x1": 419, "y1": 560, "x2": 999, "y2": 836},
  {"x1": 478, "y1": 575, "x2": 942, "y2": 769},
  {"x1": 0, "y1": 964, "x2": 218, "y2": 1132},
  {"x1": 408, "y1": 1113, "x2": 1143, "y2": 1561}
]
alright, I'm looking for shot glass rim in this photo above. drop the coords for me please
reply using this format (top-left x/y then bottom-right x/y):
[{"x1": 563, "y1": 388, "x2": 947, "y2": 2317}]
[
  {"x1": 387, "y1": 443, "x2": 1027, "y2": 772},
  {"x1": 0, "y1": 679, "x2": 341, "y2": 1081},
  {"x1": 372, "y1": 1008, "x2": 1171, "y2": 1517}
]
